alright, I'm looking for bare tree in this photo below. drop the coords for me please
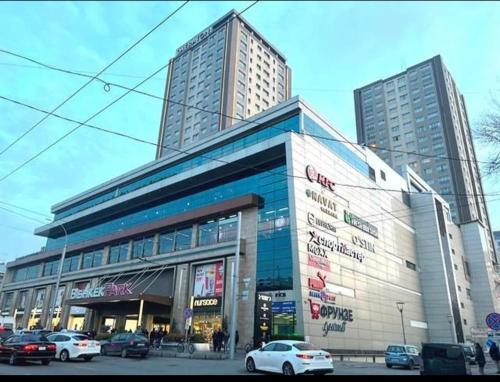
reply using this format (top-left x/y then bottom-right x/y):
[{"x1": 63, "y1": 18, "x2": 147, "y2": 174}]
[{"x1": 475, "y1": 97, "x2": 500, "y2": 176}]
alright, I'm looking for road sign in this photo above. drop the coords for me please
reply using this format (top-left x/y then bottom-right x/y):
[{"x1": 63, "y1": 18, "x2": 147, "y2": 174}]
[
  {"x1": 486, "y1": 313, "x2": 500, "y2": 330},
  {"x1": 184, "y1": 308, "x2": 193, "y2": 319}
]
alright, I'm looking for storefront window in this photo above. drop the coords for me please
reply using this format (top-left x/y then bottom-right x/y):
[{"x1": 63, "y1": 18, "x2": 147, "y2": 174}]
[
  {"x1": 218, "y1": 215, "x2": 238, "y2": 242},
  {"x1": 62, "y1": 255, "x2": 80, "y2": 273},
  {"x1": 2, "y1": 292, "x2": 13, "y2": 310},
  {"x1": 175, "y1": 227, "x2": 192, "y2": 251},
  {"x1": 198, "y1": 221, "x2": 218, "y2": 246},
  {"x1": 17, "y1": 291, "x2": 27, "y2": 310},
  {"x1": 159, "y1": 231, "x2": 175, "y2": 254}
]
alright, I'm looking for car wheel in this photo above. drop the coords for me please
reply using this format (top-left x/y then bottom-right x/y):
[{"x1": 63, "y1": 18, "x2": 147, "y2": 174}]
[
  {"x1": 101, "y1": 347, "x2": 107, "y2": 356},
  {"x1": 282, "y1": 362, "x2": 295, "y2": 376},
  {"x1": 60, "y1": 349, "x2": 70, "y2": 362},
  {"x1": 386, "y1": 364, "x2": 392, "y2": 368},
  {"x1": 9, "y1": 353, "x2": 17, "y2": 366},
  {"x1": 408, "y1": 360, "x2": 414, "y2": 370},
  {"x1": 140, "y1": 353, "x2": 147, "y2": 358},
  {"x1": 83, "y1": 356, "x2": 93, "y2": 362},
  {"x1": 246, "y1": 357, "x2": 256, "y2": 373},
  {"x1": 121, "y1": 349, "x2": 128, "y2": 358},
  {"x1": 177, "y1": 343, "x2": 185, "y2": 353},
  {"x1": 188, "y1": 344, "x2": 195, "y2": 354},
  {"x1": 41, "y1": 359, "x2": 51, "y2": 365}
]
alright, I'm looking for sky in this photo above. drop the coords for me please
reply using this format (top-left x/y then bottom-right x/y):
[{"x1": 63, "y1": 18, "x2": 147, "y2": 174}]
[{"x1": 0, "y1": 1, "x2": 499, "y2": 263}]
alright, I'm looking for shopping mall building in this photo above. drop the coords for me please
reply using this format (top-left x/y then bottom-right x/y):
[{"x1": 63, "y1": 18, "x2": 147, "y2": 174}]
[{"x1": 1, "y1": 97, "x2": 499, "y2": 353}]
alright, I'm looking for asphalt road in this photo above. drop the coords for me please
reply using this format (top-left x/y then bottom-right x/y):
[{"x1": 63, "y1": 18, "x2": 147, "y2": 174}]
[{"x1": 0, "y1": 354, "x2": 496, "y2": 375}]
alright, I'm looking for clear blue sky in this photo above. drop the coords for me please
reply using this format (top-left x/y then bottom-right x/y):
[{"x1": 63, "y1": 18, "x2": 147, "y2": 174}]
[{"x1": 1, "y1": 1, "x2": 499, "y2": 263}]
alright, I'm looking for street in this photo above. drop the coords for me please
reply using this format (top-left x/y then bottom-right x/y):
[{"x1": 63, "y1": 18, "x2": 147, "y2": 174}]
[{"x1": 0, "y1": 354, "x2": 497, "y2": 375}]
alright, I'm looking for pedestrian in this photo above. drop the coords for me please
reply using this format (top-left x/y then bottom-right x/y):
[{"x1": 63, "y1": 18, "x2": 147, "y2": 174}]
[
  {"x1": 475, "y1": 342, "x2": 486, "y2": 375},
  {"x1": 150, "y1": 328, "x2": 156, "y2": 348},
  {"x1": 157, "y1": 327, "x2": 165, "y2": 349},
  {"x1": 212, "y1": 329, "x2": 218, "y2": 352},
  {"x1": 223, "y1": 329, "x2": 230, "y2": 353},
  {"x1": 489, "y1": 341, "x2": 500, "y2": 373},
  {"x1": 235, "y1": 330, "x2": 239, "y2": 352},
  {"x1": 217, "y1": 328, "x2": 224, "y2": 352}
]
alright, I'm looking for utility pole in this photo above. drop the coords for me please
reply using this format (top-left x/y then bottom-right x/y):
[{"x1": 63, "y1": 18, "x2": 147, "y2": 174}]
[
  {"x1": 229, "y1": 211, "x2": 242, "y2": 360},
  {"x1": 46, "y1": 223, "x2": 68, "y2": 330},
  {"x1": 396, "y1": 302, "x2": 406, "y2": 345}
]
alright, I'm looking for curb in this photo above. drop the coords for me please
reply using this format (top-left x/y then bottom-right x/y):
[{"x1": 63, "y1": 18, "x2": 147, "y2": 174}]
[{"x1": 148, "y1": 350, "x2": 231, "y2": 360}]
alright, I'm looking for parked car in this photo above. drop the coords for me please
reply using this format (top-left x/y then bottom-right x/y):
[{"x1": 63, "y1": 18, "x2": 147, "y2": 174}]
[
  {"x1": 420, "y1": 343, "x2": 472, "y2": 375},
  {"x1": 0, "y1": 327, "x2": 14, "y2": 341},
  {"x1": 245, "y1": 340, "x2": 334, "y2": 375},
  {"x1": 0, "y1": 334, "x2": 56, "y2": 365},
  {"x1": 100, "y1": 333, "x2": 149, "y2": 358},
  {"x1": 47, "y1": 333, "x2": 100, "y2": 362},
  {"x1": 17, "y1": 329, "x2": 53, "y2": 336},
  {"x1": 385, "y1": 344, "x2": 421, "y2": 369}
]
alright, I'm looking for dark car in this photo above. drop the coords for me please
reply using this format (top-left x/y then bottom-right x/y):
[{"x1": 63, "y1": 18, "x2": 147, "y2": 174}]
[
  {"x1": 385, "y1": 344, "x2": 421, "y2": 369},
  {"x1": 462, "y1": 344, "x2": 476, "y2": 365},
  {"x1": 0, "y1": 327, "x2": 14, "y2": 341},
  {"x1": 0, "y1": 334, "x2": 56, "y2": 365},
  {"x1": 420, "y1": 343, "x2": 471, "y2": 375},
  {"x1": 100, "y1": 333, "x2": 149, "y2": 358}
]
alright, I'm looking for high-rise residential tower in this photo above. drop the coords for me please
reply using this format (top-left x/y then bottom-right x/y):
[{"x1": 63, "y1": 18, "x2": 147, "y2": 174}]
[
  {"x1": 354, "y1": 55, "x2": 497, "y2": 264},
  {"x1": 156, "y1": 9, "x2": 292, "y2": 159}
]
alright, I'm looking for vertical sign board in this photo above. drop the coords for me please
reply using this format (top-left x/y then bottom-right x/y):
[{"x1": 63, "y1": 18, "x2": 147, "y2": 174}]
[{"x1": 254, "y1": 292, "x2": 272, "y2": 346}]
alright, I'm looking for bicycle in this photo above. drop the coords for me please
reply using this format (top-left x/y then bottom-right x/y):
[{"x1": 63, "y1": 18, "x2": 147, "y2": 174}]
[{"x1": 177, "y1": 335, "x2": 195, "y2": 354}]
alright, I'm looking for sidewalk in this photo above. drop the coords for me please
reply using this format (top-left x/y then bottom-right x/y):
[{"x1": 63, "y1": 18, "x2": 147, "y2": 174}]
[{"x1": 148, "y1": 348, "x2": 246, "y2": 360}]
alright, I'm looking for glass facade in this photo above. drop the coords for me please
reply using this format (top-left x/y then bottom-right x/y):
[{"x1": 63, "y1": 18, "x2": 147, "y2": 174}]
[
  {"x1": 82, "y1": 249, "x2": 103, "y2": 269},
  {"x1": 53, "y1": 115, "x2": 299, "y2": 221},
  {"x1": 109, "y1": 243, "x2": 129, "y2": 264},
  {"x1": 303, "y1": 115, "x2": 369, "y2": 176},
  {"x1": 132, "y1": 237, "x2": 154, "y2": 259},
  {"x1": 13, "y1": 264, "x2": 40, "y2": 282}
]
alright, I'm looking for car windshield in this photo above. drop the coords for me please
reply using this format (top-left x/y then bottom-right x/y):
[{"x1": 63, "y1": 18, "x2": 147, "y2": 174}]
[
  {"x1": 20, "y1": 335, "x2": 48, "y2": 342},
  {"x1": 72, "y1": 335, "x2": 89, "y2": 341},
  {"x1": 293, "y1": 342, "x2": 318, "y2": 351},
  {"x1": 134, "y1": 335, "x2": 148, "y2": 342}
]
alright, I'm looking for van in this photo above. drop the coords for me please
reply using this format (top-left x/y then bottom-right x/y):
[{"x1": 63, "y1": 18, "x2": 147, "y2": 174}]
[
  {"x1": 420, "y1": 343, "x2": 472, "y2": 375},
  {"x1": 385, "y1": 344, "x2": 421, "y2": 369}
]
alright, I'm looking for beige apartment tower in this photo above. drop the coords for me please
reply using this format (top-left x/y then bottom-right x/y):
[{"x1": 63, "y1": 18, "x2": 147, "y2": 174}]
[{"x1": 156, "y1": 9, "x2": 292, "y2": 159}]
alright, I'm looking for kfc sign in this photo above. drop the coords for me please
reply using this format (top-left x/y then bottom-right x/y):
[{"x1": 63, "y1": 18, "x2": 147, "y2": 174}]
[{"x1": 306, "y1": 165, "x2": 335, "y2": 192}]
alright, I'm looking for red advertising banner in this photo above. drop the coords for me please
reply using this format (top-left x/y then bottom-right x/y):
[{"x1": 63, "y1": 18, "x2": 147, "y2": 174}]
[
  {"x1": 215, "y1": 261, "x2": 224, "y2": 296},
  {"x1": 308, "y1": 254, "x2": 331, "y2": 272}
]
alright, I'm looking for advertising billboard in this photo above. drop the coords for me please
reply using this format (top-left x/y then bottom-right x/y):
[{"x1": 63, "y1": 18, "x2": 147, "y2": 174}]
[{"x1": 193, "y1": 261, "x2": 224, "y2": 297}]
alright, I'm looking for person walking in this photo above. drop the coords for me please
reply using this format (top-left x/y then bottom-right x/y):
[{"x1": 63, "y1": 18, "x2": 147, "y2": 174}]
[
  {"x1": 212, "y1": 329, "x2": 218, "y2": 352},
  {"x1": 489, "y1": 341, "x2": 500, "y2": 373},
  {"x1": 235, "y1": 330, "x2": 239, "y2": 353},
  {"x1": 216, "y1": 328, "x2": 224, "y2": 352},
  {"x1": 475, "y1": 342, "x2": 486, "y2": 375},
  {"x1": 223, "y1": 329, "x2": 230, "y2": 353},
  {"x1": 149, "y1": 328, "x2": 156, "y2": 348}
]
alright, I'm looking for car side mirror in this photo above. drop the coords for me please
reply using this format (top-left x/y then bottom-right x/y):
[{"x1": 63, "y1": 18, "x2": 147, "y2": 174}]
[{"x1": 259, "y1": 347, "x2": 264, "y2": 352}]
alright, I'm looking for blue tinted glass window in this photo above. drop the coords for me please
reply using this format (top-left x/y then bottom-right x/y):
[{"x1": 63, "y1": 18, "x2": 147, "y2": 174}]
[
  {"x1": 175, "y1": 227, "x2": 192, "y2": 251},
  {"x1": 159, "y1": 231, "x2": 175, "y2": 254}
]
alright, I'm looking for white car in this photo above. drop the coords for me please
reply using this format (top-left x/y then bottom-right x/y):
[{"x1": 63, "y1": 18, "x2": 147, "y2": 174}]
[
  {"x1": 245, "y1": 340, "x2": 334, "y2": 375},
  {"x1": 47, "y1": 333, "x2": 100, "y2": 362}
]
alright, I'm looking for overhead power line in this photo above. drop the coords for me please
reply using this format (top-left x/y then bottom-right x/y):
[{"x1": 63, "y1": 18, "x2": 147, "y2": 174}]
[
  {"x1": 0, "y1": 49, "x2": 491, "y2": 167},
  {"x1": 0, "y1": 206, "x2": 47, "y2": 224},
  {"x1": 1, "y1": 93, "x2": 499, "y2": 200},
  {"x1": 0, "y1": 200, "x2": 51, "y2": 218},
  {"x1": 0, "y1": 1, "x2": 258, "y2": 184},
  {"x1": 0, "y1": 0, "x2": 190, "y2": 157}
]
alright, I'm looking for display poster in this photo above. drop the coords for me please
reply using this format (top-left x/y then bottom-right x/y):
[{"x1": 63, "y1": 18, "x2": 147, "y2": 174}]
[
  {"x1": 193, "y1": 261, "x2": 224, "y2": 297},
  {"x1": 254, "y1": 292, "x2": 273, "y2": 345}
]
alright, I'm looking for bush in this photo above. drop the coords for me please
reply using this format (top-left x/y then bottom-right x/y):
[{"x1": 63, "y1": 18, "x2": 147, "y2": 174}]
[
  {"x1": 96, "y1": 333, "x2": 113, "y2": 341},
  {"x1": 165, "y1": 332, "x2": 184, "y2": 342},
  {"x1": 190, "y1": 333, "x2": 206, "y2": 343}
]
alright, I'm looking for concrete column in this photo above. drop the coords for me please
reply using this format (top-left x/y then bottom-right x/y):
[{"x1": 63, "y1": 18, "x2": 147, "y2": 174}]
[
  {"x1": 191, "y1": 224, "x2": 198, "y2": 248},
  {"x1": 39, "y1": 285, "x2": 52, "y2": 328},
  {"x1": 22, "y1": 288, "x2": 35, "y2": 329},
  {"x1": 102, "y1": 246, "x2": 110, "y2": 265},
  {"x1": 171, "y1": 263, "x2": 190, "y2": 334},
  {"x1": 153, "y1": 234, "x2": 160, "y2": 256},
  {"x1": 126, "y1": 240, "x2": 133, "y2": 261}
]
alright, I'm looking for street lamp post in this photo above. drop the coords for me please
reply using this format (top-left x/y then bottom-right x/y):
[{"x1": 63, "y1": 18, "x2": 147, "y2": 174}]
[
  {"x1": 45, "y1": 223, "x2": 68, "y2": 330},
  {"x1": 229, "y1": 211, "x2": 242, "y2": 361},
  {"x1": 396, "y1": 302, "x2": 406, "y2": 345}
]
